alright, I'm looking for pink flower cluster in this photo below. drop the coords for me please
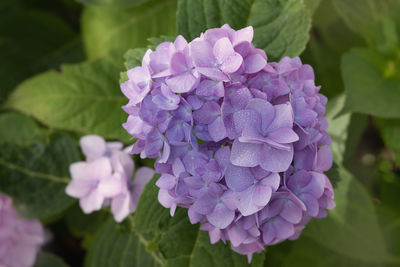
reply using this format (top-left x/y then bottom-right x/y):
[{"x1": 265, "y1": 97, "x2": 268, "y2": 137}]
[
  {"x1": 0, "y1": 194, "x2": 45, "y2": 267},
  {"x1": 65, "y1": 135, "x2": 154, "y2": 222}
]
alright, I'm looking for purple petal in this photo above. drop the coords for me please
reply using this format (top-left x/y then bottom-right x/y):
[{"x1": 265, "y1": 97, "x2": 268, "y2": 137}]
[
  {"x1": 208, "y1": 116, "x2": 227, "y2": 142},
  {"x1": 225, "y1": 164, "x2": 254, "y2": 191},
  {"x1": 259, "y1": 144, "x2": 293, "y2": 172},
  {"x1": 207, "y1": 203, "x2": 235, "y2": 229},
  {"x1": 280, "y1": 200, "x2": 303, "y2": 224},
  {"x1": 156, "y1": 173, "x2": 176, "y2": 190},
  {"x1": 268, "y1": 103, "x2": 294, "y2": 132},
  {"x1": 213, "y1": 37, "x2": 236, "y2": 64},
  {"x1": 267, "y1": 127, "x2": 299, "y2": 144},
  {"x1": 193, "y1": 101, "x2": 220, "y2": 124},
  {"x1": 191, "y1": 40, "x2": 214, "y2": 67},
  {"x1": 166, "y1": 72, "x2": 198, "y2": 93},
  {"x1": 227, "y1": 226, "x2": 247, "y2": 247},
  {"x1": 230, "y1": 140, "x2": 262, "y2": 167},
  {"x1": 253, "y1": 185, "x2": 272, "y2": 207},
  {"x1": 274, "y1": 217, "x2": 295, "y2": 239},
  {"x1": 244, "y1": 54, "x2": 266, "y2": 74}
]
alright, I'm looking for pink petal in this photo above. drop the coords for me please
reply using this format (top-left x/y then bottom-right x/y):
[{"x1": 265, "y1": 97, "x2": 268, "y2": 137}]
[
  {"x1": 89, "y1": 157, "x2": 113, "y2": 180},
  {"x1": 65, "y1": 179, "x2": 93, "y2": 198},
  {"x1": 80, "y1": 190, "x2": 104, "y2": 213},
  {"x1": 79, "y1": 135, "x2": 107, "y2": 161},
  {"x1": 111, "y1": 193, "x2": 131, "y2": 222},
  {"x1": 98, "y1": 173, "x2": 123, "y2": 198},
  {"x1": 69, "y1": 162, "x2": 90, "y2": 180}
]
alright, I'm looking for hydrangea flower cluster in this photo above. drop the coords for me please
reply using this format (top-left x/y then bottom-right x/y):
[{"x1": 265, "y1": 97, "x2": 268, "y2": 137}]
[
  {"x1": 65, "y1": 135, "x2": 154, "y2": 222},
  {"x1": 121, "y1": 24, "x2": 335, "y2": 260},
  {"x1": 0, "y1": 194, "x2": 45, "y2": 267}
]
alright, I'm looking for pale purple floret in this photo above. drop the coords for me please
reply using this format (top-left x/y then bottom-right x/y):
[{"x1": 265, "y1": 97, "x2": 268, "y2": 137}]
[
  {"x1": 66, "y1": 135, "x2": 153, "y2": 222},
  {"x1": 0, "y1": 195, "x2": 45, "y2": 267},
  {"x1": 230, "y1": 99, "x2": 299, "y2": 172},
  {"x1": 120, "y1": 24, "x2": 335, "y2": 260}
]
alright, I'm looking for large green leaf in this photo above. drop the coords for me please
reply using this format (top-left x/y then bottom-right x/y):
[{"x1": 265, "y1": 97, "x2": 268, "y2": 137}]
[
  {"x1": 301, "y1": 0, "x2": 364, "y2": 99},
  {"x1": 0, "y1": 133, "x2": 80, "y2": 220},
  {"x1": 0, "y1": 112, "x2": 45, "y2": 145},
  {"x1": 377, "y1": 160, "x2": 400, "y2": 262},
  {"x1": 131, "y1": 176, "x2": 265, "y2": 267},
  {"x1": 75, "y1": 0, "x2": 149, "y2": 7},
  {"x1": 82, "y1": 0, "x2": 177, "y2": 59},
  {"x1": 6, "y1": 56, "x2": 130, "y2": 141},
  {"x1": 85, "y1": 218, "x2": 162, "y2": 267},
  {"x1": 65, "y1": 204, "x2": 110, "y2": 238},
  {"x1": 341, "y1": 48, "x2": 400, "y2": 118},
  {"x1": 332, "y1": 0, "x2": 400, "y2": 49},
  {"x1": 375, "y1": 118, "x2": 400, "y2": 166},
  {"x1": 177, "y1": 0, "x2": 311, "y2": 61},
  {"x1": 34, "y1": 252, "x2": 69, "y2": 267},
  {"x1": 0, "y1": 0, "x2": 83, "y2": 105},
  {"x1": 325, "y1": 94, "x2": 352, "y2": 163}
]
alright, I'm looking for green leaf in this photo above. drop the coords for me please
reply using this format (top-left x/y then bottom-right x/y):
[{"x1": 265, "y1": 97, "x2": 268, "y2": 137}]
[
  {"x1": 85, "y1": 218, "x2": 162, "y2": 267},
  {"x1": 332, "y1": 0, "x2": 400, "y2": 49},
  {"x1": 65, "y1": 204, "x2": 110, "y2": 238},
  {"x1": 325, "y1": 94, "x2": 352, "y2": 163},
  {"x1": 377, "y1": 160, "x2": 400, "y2": 261},
  {"x1": 375, "y1": 118, "x2": 400, "y2": 166},
  {"x1": 281, "y1": 237, "x2": 379, "y2": 267},
  {"x1": 331, "y1": 0, "x2": 383, "y2": 43},
  {"x1": 34, "y1": 252, "x2": 69, "y2": 267},
  {"x1": 132, "y1": 176, "x2": 266, "y2": 267},
  {"x1": 0, "y1": 133, "x2": 80, "y2": 220},
  {"x1": 0, "y1": 112, "x2": 45, "y2": 145},
  {"x1": 147, "y1": 36, "x2": 176, "y2": 49},
  {"x1": 82, "y1": 0, "x2": 177, "y2": 59},
  {"x1": 177, "y1": 0, "x2": 311, "y2": 61},
  {"x1": 124, "y1": 48, "x2": 148, "y2": 70},
  {"x1": 301, "y1": 0, "x2": 364, "y2": 99},
  {"x1": 75, "y1": 0, "x2": 149, "y2": 7},
  {"x1": 0, "y1": 0, "x2": 83, "y2": 105},
  {"x1": 341, "y1": 48, "x2": 400, "y2": 118},
  {"x1": 303, "y1": 0, "x2": 320, "y2": 15},
  {"x1": 303, "y1": 167, "x2": 390, "y2": 263},
  {"x1": 6, "y1": 56, "x2": 130, "y2": 141}
]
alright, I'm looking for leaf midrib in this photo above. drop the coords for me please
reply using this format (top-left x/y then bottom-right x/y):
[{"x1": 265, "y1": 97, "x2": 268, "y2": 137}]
[{"x1": 0, "y1": 158, "x2": 70, "y2": 183}]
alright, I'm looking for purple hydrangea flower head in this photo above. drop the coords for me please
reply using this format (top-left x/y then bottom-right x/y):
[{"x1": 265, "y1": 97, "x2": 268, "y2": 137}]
[
  {"x1": 121, "y1": 25, "x2": 335, "y2": 259},
  {"x1": 66, "y1": 135, "x2": 154, "y2": 222},
  {"x1": 0, "y1": 194, "x2": 45, "y2": 267}
]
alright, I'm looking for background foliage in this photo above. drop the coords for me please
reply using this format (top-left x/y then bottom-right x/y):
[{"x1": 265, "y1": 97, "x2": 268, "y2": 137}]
[{"x1": 1, "y1": 0, "x2": 400, "y2": 266}]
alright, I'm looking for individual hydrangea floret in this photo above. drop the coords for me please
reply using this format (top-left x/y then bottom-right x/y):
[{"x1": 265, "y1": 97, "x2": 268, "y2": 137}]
[
  {"x1": 66, "y1": 135, "x2": 154, "y2": 222},
  {"x1": 121, "y1": 24, "x2": 335, "y2": 261},
  {"x1": 0, "y1": 194, "x2": 45, "y2": 267}
]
